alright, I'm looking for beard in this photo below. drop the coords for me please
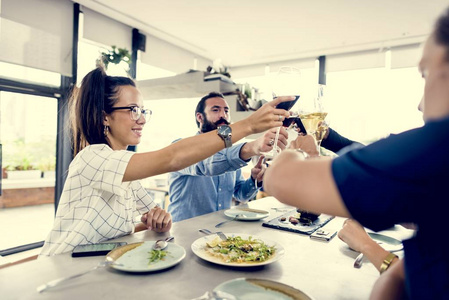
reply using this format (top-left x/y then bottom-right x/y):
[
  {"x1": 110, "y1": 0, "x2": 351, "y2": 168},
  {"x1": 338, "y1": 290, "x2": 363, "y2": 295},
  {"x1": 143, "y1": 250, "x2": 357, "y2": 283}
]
[{"x1": 201, "y1": 117, "x2": 230, "y2": 133}]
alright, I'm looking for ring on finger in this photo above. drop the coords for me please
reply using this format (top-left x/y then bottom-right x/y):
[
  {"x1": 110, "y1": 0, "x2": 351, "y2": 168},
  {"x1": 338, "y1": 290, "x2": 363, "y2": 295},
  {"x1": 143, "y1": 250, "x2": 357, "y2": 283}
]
[
  {"x1": 269, "y1": 138, "x2": 274, "y2": 146},
  {"x1": 278, "y1": 115, "x2": 282, "y2": 121}
]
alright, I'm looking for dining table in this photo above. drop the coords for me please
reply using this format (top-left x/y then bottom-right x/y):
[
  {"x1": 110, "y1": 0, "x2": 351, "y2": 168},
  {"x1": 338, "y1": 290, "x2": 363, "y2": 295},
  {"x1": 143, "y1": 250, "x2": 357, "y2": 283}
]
[{"x1": 0, "y1": 196, "x2": 415, "y2": 300}]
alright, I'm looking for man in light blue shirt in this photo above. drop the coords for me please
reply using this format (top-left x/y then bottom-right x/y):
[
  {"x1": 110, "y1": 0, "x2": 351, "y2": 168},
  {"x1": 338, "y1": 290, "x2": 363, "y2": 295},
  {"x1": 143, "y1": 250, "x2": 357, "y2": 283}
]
[{"x1": 168, "y1": 92, "x2": 287, "y2": 222}]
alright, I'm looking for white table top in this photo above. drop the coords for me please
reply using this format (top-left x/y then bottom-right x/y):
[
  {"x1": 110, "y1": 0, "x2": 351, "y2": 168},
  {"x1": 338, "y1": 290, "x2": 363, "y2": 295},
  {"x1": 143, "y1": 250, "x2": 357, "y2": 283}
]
[{"x1": 0, "y1": 197, "x2": 414, "y2": 299}]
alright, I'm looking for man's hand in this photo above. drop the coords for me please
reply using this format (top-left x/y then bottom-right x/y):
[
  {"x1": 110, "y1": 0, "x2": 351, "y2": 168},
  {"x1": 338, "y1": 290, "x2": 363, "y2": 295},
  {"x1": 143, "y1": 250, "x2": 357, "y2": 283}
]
[
  {"x1": 240, "y1": 128, "x2": 288, "y2": 160},
  {"x1": 251, "y1": 156, "x2": 266, "y2": 186}
]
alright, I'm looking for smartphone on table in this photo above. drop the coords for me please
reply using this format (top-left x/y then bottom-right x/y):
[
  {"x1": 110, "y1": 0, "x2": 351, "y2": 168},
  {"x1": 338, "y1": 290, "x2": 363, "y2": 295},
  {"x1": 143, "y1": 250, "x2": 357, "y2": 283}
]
[
  {"x1": 310, "y1": 229, "x2": 337, "y2": 242},
  {"x1": 71, "y1": 242, "x2": 127, "y2": 257}
]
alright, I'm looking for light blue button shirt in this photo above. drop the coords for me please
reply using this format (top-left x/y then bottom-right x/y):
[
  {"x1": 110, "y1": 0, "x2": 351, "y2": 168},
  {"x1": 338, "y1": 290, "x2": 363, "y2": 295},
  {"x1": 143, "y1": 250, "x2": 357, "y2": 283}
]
[{"x1": 168, "y1": 137, "x2": 259, "y2": 222}]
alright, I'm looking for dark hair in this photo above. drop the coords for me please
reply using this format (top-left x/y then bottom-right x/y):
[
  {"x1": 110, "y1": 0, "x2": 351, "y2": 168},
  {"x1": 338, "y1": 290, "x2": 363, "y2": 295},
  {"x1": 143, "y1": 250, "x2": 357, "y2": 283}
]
[
  {"x1": 194, "y1": 92, "x2": 225, "y2": 127},
  {"x1": 69, "y1": 67, "x2": 136, "y2": 155},
  {"x1": 434, "y1": 7, "x2": 449, "y2": 61}
]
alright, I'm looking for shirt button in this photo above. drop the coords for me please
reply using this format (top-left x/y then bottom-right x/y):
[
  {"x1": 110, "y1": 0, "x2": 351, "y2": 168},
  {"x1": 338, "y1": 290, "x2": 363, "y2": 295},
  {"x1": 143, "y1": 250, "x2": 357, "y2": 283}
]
[
  {"x1": 219, "y1": 188, "x2": 222, "y2": 191},
  {"x1": 219, "y1": 204, "x2": 222, "y2": 207}
]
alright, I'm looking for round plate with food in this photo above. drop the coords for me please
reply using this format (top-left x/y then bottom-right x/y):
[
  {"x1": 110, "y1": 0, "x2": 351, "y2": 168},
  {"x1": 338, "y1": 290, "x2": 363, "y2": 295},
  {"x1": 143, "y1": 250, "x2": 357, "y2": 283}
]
[
  {"x1": 106, "y1": 241, "x2": 186, "y2": 273},
  {"x1": 191, "y1": 233, "x2": 284, "y2": 267}
]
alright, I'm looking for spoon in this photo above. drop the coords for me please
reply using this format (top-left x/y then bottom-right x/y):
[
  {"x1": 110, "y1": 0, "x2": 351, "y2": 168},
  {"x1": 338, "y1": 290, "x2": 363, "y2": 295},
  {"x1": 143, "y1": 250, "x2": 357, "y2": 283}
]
[
  {"x1": 353, "y1": 241, "x2": 383, "y2": 268},
  {"x1": 153, "y1": 236, "x2": 174, "y2": 250},
  {"x1": 353, "y1": 252, "x2": 364, "y2": 268}
]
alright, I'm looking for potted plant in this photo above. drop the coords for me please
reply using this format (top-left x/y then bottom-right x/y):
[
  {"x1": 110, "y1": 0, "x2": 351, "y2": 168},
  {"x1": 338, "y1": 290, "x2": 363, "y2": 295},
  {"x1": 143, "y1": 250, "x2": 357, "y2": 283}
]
[
  {"x1": 5, "y1": 156, "x2": 41, "y2": 180},
  {"x1": 38, "y1": 156, "x2": 56, "y2": 178}
]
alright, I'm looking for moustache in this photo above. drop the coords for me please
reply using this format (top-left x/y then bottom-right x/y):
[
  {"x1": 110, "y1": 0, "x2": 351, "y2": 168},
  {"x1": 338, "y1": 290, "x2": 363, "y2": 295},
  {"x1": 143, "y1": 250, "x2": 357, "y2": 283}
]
[{"x1": 215, "y1": 118, "x2": 230, "y2": 126}]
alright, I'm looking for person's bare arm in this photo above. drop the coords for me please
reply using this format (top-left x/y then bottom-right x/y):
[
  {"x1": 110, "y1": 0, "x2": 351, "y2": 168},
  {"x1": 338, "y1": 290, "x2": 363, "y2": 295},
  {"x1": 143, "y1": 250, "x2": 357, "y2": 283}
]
[
  {"x1": 339, "y1": 219, "x2": 397, "y2": 272},
  {"x1": 370, "y1": 259, "x2": 406, "y2": 300},
  {"x1": 263, "y1": 149, "x2": 350, "y2": 218},
  {"x1": 123, "y1": 97, "x2": 292, "y2": 182}
]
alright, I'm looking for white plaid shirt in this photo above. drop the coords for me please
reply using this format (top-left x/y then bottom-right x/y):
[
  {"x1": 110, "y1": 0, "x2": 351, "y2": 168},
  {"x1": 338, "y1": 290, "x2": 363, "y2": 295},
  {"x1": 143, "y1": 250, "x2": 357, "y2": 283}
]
[{"x1": 40, "y1": 144, "x2": 156, "y2": 256}]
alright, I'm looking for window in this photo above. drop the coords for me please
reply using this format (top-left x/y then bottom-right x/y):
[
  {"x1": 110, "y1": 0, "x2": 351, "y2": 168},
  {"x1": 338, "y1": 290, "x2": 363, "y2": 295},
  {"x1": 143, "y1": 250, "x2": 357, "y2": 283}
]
[
  {"x1": 0, "y1": 61, "x2": 60, "y2": 87},
  {"x1": 326, "y1": 67, "x2": 424, "y2": 144},
  {"x1": 0, "y1": 91, "x2": 57, "y2": 251}
]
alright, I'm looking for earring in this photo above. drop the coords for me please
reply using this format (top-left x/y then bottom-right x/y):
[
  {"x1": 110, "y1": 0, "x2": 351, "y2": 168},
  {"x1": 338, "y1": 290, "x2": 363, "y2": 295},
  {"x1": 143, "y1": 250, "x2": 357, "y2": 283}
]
[{"x1": 104, "y1": 125, "x2": 109, "y2": 136}]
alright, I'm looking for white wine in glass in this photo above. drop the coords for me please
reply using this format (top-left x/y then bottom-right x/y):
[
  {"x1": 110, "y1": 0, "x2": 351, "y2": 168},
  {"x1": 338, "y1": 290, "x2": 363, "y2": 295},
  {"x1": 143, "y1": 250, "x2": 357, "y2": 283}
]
[{"x1": 298, "y1": 84, "x2": 328, "y2": 155}]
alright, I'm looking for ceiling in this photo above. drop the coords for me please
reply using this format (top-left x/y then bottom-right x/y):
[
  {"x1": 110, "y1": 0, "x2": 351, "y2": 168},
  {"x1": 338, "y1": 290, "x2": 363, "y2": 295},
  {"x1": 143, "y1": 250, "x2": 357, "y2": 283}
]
[{"x1": 75, "y1": 0, "x2": 448, "y2": 68}]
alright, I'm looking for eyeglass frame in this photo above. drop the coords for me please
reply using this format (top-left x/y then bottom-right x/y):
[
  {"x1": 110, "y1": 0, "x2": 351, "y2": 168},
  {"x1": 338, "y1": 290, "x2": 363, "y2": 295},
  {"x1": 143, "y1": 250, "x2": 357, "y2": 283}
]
[{"x1": 108, "y1": 106, "x2": 152, "y2": 121}]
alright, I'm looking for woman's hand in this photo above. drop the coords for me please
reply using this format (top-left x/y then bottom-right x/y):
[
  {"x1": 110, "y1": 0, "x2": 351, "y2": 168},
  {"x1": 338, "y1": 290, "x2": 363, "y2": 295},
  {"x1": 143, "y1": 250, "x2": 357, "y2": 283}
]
[
  {"x1": 141, "y1": 207, "x2": 172, "y2": 232},
  {"x1": 338, "y1": 219, "x2": 373, "y2": 252},
  {"x1": 246, "y1": 96, "x2": 292, "y2": 134}
]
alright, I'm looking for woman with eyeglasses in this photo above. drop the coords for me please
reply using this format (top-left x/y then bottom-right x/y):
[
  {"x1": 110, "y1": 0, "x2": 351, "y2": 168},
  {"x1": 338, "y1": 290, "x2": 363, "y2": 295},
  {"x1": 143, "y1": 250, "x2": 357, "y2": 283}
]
[{"x1": 40, "y1": 66, "x2": 290, "y2": 256}]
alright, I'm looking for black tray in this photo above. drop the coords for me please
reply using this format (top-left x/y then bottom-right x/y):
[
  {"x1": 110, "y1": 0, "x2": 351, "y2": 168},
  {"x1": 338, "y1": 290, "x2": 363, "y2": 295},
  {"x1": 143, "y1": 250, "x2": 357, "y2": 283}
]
[{"x1": 262, "y1": 210, "x2": 335, "y2": 235}]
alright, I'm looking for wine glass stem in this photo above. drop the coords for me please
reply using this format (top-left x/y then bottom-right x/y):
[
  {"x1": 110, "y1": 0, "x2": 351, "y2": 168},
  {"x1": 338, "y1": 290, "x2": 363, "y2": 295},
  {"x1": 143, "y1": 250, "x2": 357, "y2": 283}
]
[
  {"x1": 272, "y1": 126, "x2": 281, "y2": 158},
  {"x1": 316, "y1": 140, "x2": 322, "y2": 156}
]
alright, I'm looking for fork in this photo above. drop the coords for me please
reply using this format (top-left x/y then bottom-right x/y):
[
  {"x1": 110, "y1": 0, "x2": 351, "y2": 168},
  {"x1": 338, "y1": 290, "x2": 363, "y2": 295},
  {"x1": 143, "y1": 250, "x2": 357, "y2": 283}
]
[
  {"x1": 214, "y1": 214, "x2": 244, "y2": 228},
  {"x1": 198, "y1": 229, "x2": 227, "y2": 240}
]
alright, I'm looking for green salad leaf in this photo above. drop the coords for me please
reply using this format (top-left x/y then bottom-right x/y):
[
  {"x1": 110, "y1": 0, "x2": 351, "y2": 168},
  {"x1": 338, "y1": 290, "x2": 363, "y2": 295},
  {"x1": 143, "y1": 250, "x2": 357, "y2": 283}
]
[
  {"x1": 148, "y1": 249, "x2": 168, "y2": 264},
  {"x1": 206, "y1": 236, "x2": 276, "y2": 263}
]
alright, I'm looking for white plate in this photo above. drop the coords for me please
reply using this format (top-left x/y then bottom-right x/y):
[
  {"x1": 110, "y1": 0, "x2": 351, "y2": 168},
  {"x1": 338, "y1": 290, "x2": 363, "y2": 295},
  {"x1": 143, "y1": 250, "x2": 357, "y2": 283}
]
[
  {"x1": 214, "y1": 278, "x2": 313, "y2": 300},
  {"x1": 368, "y1": 233, "x2": 403, "y2": 252},
  {"x1": 224, "y1": 208, "x2": 270, "y2": 221},
  {"x1": 191, "y1": 233, "x2": 284, "y2": 267},
  {"x1": 106, "y1": 241, "x2": 186, "y2": 273}
]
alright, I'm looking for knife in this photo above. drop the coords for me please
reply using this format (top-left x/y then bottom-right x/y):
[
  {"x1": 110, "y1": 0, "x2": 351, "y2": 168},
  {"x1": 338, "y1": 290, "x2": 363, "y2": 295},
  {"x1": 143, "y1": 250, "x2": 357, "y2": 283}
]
[{"x1": 236, "y1": 207, "x2": 268, "y2": 214}]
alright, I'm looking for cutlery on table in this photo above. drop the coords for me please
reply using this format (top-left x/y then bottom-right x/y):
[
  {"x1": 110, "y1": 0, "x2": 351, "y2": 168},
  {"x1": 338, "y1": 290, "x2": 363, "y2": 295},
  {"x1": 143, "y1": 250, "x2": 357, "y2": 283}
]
[
  {"x1": 353, "y1": 252, "x2": 364, "y2": 268},
  {"x1": 153, "y1": 236, "x2": 174, "y2": 250},
  {"x1": 353, "y1": 242, "x2": 383, "y2": 269},
  {"x1": 198, "y1": 229, "x2": 227, "y2": 240},
  {"x1": 215, "y1": 214, "x2": 244, "y2": 228},
  {"x1": 191, "y1": 290, "x2": 236, "y2": 300},
  {"x1": 235, "y1": 207, "x2": 267, "y2": 214},
  {"x1": 37, "y1": 260, "x2": 120, "y2": 293}
]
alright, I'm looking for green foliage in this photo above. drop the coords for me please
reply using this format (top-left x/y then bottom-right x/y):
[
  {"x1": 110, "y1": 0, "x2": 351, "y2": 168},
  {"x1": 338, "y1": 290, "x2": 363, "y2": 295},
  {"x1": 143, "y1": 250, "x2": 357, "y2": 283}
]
[
  {"x1": 3, "y1": 139, "x2": 56, "y2": 172},
  {"x1": 100, "y1": 46, "x2": 131, "y2": 69},
  {"x1": 38, "y1": 156, "x2": 56, "y2": 172}
]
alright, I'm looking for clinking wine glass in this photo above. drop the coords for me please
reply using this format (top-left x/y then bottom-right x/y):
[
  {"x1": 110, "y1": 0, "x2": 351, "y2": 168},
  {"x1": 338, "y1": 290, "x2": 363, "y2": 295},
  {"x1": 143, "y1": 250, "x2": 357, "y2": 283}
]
[
  {"x1": 262, "y1": 66, "x2": 302, "y2": 165},
  {"x1": 298, "y1": 84, "x2": 328, "y2": 156}
]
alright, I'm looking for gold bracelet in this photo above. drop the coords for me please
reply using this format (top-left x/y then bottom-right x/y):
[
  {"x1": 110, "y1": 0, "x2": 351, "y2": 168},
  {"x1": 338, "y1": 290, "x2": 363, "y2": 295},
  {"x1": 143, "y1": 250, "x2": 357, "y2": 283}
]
[{"x1": 379, "y1": 253, "x2": 398, "y2": 274}]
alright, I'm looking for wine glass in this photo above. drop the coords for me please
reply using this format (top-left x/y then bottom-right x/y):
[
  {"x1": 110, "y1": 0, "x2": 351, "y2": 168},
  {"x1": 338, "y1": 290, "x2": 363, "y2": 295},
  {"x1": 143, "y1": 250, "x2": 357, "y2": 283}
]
[
  {"x1": 262, "y1": 66, "x2": 302, "y2": 164},
  {"x1": 298, "y1": 84, "x2": 328, "y2": 156},
  {"x1": 315, "y1": 120, "x2": 329, "y2": 155}
]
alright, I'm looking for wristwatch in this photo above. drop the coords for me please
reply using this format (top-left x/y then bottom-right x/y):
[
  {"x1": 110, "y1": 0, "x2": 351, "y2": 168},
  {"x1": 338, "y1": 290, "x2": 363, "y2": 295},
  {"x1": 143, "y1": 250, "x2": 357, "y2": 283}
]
[{"x1": 217, "y1": 125, "x2": 232, "y2": 148}]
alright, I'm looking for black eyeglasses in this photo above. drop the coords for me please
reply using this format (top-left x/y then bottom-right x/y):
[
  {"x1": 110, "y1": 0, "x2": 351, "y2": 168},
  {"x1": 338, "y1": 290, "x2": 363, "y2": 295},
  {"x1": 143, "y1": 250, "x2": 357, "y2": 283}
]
[{"x1": 109, "y1": 106, "x2": 152, "y2": 121}]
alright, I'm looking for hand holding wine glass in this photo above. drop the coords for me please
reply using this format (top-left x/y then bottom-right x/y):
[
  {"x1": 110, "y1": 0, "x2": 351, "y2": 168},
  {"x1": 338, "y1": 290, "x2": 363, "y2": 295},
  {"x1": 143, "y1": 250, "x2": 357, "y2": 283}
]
[
  {"x1": 262, "y1": 66, "x2": 302, "y2": 164},
  {"x1": 298, "y1": 84, "x2": 328, "y2": 155}
]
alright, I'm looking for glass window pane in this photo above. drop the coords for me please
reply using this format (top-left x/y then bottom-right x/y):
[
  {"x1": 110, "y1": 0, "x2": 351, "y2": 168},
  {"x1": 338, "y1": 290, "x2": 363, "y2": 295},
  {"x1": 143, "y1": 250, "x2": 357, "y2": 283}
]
[
  {"x1": 0, "y1": 61, "x2": 60, "y2": 87},
  {"x1": 326, "y1": 67, "x2": 424, "y2": 144},
  {"x1": 0, "y1": 91, "x2": 57, "y2": 250}
]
